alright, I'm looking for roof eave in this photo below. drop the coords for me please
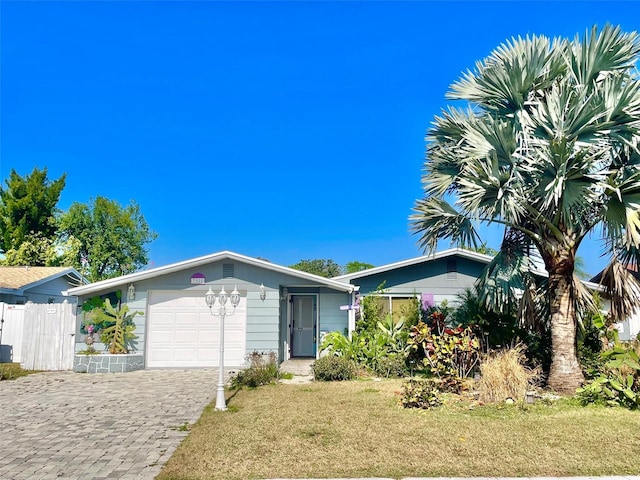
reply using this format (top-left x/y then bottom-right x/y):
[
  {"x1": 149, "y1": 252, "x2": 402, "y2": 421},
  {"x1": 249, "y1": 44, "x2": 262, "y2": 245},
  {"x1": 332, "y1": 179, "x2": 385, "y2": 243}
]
[{"x1": 66, "y1": 251, "x2": 354, "y2": 296}]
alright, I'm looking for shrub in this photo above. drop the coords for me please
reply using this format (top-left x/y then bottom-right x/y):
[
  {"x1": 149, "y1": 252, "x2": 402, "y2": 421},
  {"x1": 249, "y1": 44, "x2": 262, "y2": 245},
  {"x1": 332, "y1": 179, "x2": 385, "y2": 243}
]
[
  {"x1": 408, "y1": 321, "x2": 480, "y2": 384},
  {"x1": 477, "y1": 345, "x2": 538, "y2": 403},
  {"x1": 230, "y1": 351, "x2": 280, "y2": 388},
  {"x1": 311, "y1": 355, "x2": 356, "y2": 381},
  {"x1": 400, "y1": 378, "x2": 444, "y2": 409},
  {"x1": 575, "y1": 345, "x2": 640, "y2": 409},
  {"x1": 374, "y1": 353, "x2": 407, "y2": 378}
]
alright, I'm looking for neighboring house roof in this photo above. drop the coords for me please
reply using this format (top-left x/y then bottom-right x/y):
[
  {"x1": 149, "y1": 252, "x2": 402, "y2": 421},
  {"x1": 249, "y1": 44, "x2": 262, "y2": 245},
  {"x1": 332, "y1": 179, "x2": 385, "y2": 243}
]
[
  {"x1": 66, "y1": 250, "x2": 356, "y2": 296},
  {"x1": 590, "y1": 263, "x2": 640, "y2": 284},
  {"x1": 333, "y1": 248, "x2": 495, "y2": 282},
  {"x1": 0, "y1": 266, "x2": 85, "y2": 294}
]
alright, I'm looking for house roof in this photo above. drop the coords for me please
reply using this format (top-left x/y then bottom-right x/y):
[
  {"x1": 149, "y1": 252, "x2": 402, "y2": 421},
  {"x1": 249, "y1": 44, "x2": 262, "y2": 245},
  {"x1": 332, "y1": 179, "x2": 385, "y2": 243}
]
[
  {"x1": 333, "y1": 248, "x2": 495, "y2": 282},
  {"x1": 66, "y1": 250, "x2": 356, "y2": 296},
  {"x1": 0, "y1": 266, "x2": 85, "y2": 293},
  {"x1": 333, "y1": 247, "x2": 604, "y2": 291}
]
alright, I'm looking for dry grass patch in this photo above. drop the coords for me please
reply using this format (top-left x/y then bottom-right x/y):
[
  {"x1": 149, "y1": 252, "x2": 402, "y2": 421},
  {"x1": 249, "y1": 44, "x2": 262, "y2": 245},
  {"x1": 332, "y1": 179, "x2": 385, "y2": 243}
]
[
  {"x1": 477, "y1": 346, "x2": 538, "y2": 403},
  {"x1": 0, "y1": 363, "x2": 40, "y2": 380},
  {"x1": 157, "y1": 380, "x2": 640, "y2": 480}
]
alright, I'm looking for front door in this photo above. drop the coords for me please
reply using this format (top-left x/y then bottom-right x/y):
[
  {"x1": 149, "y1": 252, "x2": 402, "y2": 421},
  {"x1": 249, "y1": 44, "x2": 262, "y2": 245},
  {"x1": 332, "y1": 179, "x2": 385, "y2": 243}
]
[{"x1": 291, "y1": 295, "x2": 315, "y2": 357}]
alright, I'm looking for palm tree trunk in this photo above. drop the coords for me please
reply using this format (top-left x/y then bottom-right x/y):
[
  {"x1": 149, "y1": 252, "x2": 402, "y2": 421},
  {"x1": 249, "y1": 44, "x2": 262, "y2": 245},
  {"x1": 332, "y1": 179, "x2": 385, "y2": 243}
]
[{"x1": 547, "y1": 265, "x2": 585, "y2": 393}]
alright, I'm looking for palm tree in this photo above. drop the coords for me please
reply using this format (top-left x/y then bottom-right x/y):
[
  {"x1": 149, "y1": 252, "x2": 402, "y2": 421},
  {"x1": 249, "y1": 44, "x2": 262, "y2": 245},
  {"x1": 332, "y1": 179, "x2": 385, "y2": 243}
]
[{"x1": 410, "y1": 25, "x2": 640, "y2": 393}]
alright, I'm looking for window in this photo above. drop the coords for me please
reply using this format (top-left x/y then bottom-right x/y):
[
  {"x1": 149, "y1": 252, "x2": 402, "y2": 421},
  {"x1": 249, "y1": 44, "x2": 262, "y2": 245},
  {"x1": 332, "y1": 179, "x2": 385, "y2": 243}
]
[{"x1": 375, "y1": 295, "x2": 421, "y2": 324}]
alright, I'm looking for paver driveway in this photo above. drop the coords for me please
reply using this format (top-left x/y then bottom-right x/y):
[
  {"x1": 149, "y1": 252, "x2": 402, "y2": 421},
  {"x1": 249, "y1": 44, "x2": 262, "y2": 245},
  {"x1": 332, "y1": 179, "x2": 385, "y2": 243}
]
[{"x1": 0, "y1": 369, "x2": 219, "y2": 480}]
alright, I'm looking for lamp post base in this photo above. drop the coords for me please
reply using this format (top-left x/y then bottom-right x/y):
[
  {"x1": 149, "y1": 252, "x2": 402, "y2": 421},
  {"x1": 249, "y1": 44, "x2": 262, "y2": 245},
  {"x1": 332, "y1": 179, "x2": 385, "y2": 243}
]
[{"x1": 215, "y1": 384, "x2": 227, "y2": 411}]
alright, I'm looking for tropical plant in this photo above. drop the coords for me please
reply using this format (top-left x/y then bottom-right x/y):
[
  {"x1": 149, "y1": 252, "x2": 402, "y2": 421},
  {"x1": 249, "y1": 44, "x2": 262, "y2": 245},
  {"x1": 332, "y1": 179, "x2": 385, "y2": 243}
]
[
  {"x1": 400, "y1": 378, "x2": 444, "y2": 409},
  {"x1": 408, "y1": 321, "x2": 480, "y2": 386},
  {"x1": 320, "y1": 315, "x2": 410, "y2": 377},
  {"x1": 410, "y1": 25, "x2": 640, "y2": 393},
  {"x1": 90, "y1": 298, "x2": 141, "y2": 354},
  {"x1": 575, "y1": 345, "x2": 640, "y2": 409}
]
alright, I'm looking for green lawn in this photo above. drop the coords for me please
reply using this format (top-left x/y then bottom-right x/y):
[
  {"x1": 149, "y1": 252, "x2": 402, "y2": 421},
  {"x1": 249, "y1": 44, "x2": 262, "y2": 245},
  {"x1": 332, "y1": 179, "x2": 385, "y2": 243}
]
[{"x1": 156, "y1": 379, "x2": 640, "y2": 480}]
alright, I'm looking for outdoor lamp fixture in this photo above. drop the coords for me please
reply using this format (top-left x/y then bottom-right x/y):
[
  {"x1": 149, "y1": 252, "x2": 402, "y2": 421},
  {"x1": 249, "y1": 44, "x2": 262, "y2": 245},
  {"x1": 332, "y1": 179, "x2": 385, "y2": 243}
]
[
  {"x1": 127, "y1": 284, "x2": 135, "y2": 301},
  {"x1": 259, "y1": 284, "x2": 266, "y2": 301},
  {"x1": 205, "y1": 285, "x2": 241, "y2": 411}
]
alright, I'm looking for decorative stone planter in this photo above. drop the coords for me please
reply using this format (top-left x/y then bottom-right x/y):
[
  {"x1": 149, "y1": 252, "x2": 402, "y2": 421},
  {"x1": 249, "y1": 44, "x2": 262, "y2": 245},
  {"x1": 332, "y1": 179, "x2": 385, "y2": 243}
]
[{"x1": 73, "y1": 353, "x2": 144, "y2": 373}]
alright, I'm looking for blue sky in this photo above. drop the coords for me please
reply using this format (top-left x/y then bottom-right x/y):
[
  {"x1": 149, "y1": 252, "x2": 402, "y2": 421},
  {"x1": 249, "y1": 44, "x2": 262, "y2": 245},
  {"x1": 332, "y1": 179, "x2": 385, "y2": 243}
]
[{"x1": 2, "y1": 1, "x2": 639, "y2": 276}]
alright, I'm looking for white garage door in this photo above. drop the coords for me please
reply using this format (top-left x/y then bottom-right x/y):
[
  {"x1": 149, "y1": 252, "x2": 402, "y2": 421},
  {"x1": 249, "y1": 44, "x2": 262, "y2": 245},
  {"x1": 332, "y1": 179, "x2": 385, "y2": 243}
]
[{"x1": 146, "y1": 290, "x2": 246, "y2": 368}]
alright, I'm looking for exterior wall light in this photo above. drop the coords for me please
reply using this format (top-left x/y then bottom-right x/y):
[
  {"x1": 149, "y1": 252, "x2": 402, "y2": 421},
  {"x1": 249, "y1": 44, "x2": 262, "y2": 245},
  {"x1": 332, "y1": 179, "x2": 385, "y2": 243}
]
[
  {"x1": 127, "y1": 284, "x2": 135, "y2": 301},
  {"x1": 259, "y1": 284, "x2": 266, "y2": 301}
]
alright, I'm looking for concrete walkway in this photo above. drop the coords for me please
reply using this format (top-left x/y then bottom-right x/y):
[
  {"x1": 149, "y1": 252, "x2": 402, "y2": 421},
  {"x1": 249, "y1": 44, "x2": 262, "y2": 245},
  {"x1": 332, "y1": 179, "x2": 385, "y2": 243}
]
[{"x1": 0, "y1": 369, "x2": 221, "y2": 480}]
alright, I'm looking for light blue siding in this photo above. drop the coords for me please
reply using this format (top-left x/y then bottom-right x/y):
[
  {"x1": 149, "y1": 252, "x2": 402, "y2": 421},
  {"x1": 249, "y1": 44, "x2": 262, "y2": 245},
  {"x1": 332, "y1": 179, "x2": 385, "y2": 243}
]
[
  {"x1": 73, "y1": 257, "x2": 352, "y2": 366},
  {"x1": 319, "y1": 293, "x2": 350, "y2": 336},
  {"x1": 349, "y1": 256, "x2": 486, "y2": 306}
]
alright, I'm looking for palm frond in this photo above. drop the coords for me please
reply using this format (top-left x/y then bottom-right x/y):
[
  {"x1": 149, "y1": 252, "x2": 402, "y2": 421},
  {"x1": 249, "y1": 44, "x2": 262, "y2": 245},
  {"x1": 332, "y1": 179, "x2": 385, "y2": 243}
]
[
  {"x1": 602, "y1": 167, "x2": 640, "y2": 249},
  {"x1": 409, "y1": 197, "x2": 480, "y2": 254},
  {"x1": 476, "y1": 229, "x2": 533, "y2": 314},
  {"x1": 598, "y1": 258, "x2": 640, "y2": 321},
  {"x1": 448, "y1": 34, "x2": 566, "y2": 114},
  {"x1": 567, "y1": 24, "x2": 640, "y2": 87}
]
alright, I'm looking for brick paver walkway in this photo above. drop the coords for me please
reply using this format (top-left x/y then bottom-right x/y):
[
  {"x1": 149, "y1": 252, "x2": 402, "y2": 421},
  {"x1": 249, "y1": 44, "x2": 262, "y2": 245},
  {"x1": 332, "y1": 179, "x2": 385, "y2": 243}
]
[{"x1": 0, "y1": 369, "x2": 219, "y2": 480}]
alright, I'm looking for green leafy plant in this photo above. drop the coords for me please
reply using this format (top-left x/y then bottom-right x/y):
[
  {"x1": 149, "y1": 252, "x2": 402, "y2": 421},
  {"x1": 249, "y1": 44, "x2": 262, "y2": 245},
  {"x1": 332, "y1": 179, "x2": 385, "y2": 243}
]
[
  {"x1": 408, "y1": 321, "x2": 480, "y2": 383},
  {"x1": 356, "y1": 282, "x2": 387, "y2": 335},
  {"x1": 311, "y1": 355, "x2": 356, "y2": 381},
  {"x1": 319, "y1": 316, "x2": 410, "y2": 377},
  {"x1": 90, "y1": 298, "x2": 140, "y2": 354},
  {"x1": 230, "y1": 351, "x2": 280, "y2": 388},
  {"x1": 575, "y1": 346, "x2": 640, "y2": 409},
  {"x1": 320, "y1": 330, "x2": 366, "y2": 361},
  {"x1": 400, "y1": 378, "x2": 444, "y2": 409}
]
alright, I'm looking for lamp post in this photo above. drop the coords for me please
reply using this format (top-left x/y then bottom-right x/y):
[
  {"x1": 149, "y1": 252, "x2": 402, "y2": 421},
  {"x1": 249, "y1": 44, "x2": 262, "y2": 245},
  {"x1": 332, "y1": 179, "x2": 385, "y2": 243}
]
[{"x1": 205, "y1": 285, "x2": 241, "y2": 411}]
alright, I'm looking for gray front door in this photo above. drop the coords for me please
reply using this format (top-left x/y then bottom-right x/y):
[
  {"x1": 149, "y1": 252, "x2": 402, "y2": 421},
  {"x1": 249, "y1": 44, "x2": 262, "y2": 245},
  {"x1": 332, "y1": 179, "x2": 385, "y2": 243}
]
[{"x1": 291, "y1": 295, "x2": 315, "y2": 357}]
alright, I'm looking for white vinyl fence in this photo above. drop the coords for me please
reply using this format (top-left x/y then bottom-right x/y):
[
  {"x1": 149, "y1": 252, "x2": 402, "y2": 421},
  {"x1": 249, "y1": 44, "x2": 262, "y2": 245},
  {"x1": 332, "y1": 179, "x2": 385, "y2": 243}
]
[{"x1": 0, "y1": 301, "x2": 76, "y2": 371}]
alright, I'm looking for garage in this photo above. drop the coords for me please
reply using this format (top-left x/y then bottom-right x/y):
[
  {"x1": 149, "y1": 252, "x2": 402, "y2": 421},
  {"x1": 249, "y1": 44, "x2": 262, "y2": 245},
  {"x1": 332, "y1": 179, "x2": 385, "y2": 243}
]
[{"x1": 146, "y1": 290, "x2": 247, "y2": 368}]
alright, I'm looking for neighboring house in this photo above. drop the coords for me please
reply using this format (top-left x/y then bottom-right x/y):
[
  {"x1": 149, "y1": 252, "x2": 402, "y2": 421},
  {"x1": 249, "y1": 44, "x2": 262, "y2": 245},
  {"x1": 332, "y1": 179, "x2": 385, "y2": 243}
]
[
  {"x1": 334, "y1": 248, "x2": 494, "y2": 328},
  {"x1": 66, "y1": 251, "x2": 357, "y2": 368},
  {"x1": 0, "y1": 266, "x2": 84, "y2": 304},
  {"x1": 590, "y1": 264, "x2": 640, "y2": 341}
]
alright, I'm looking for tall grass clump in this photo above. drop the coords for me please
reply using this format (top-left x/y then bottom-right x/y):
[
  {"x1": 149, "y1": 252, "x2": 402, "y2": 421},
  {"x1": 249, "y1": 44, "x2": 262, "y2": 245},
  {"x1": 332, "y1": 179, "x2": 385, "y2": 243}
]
[{"x1": 477, "y1": 345, "x2": 538, "y2": 403}]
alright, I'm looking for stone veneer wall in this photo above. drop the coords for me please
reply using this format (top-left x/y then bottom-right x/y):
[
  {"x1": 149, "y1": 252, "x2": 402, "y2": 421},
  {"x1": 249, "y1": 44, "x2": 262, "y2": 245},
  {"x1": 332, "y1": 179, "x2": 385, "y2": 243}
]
[{"x1": 73, "y1": 354, "x2": 144, "y2": 373}]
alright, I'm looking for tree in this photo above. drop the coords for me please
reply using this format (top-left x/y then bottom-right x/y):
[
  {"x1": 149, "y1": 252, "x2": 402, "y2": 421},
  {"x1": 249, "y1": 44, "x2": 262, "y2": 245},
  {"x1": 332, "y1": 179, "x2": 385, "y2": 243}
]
[
  {"x1": 0, "y1": 167, "x2": 66, "y2": 262},
  {"x1": 410, "y1": 25, "x2": 640, "y2": 393},
  {"x1": 289, "y1": 259, "x2": 342, "y2": 278},
  {"x1": 58, "y1": 196, "x2": 157, "y2": 282},
  {"x1": 0, "y1": 232, "x2": 79, "y2": 267},
  {"x1": 345, "y1": 261, "x2": 375, "y2": 274}
]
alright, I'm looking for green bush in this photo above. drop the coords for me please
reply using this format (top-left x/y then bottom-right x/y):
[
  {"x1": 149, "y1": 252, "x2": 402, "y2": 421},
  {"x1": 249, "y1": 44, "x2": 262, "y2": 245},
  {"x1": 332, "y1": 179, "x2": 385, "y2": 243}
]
[
  {"x1": 575, "y1": 345, "x2": 640, "y2": 409},
  {"x1": 400, "y1": 378, "x2": 444, "y2": 409},
  {"x1": 374, "y1": 353, "x2": 407, "y2": 378},
  {"x1": 311, "y1": 355, "x2": 356, "y2": 381},
  {"x1": 230, "y1": 351, "x2": 280, "y2": 388}
]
